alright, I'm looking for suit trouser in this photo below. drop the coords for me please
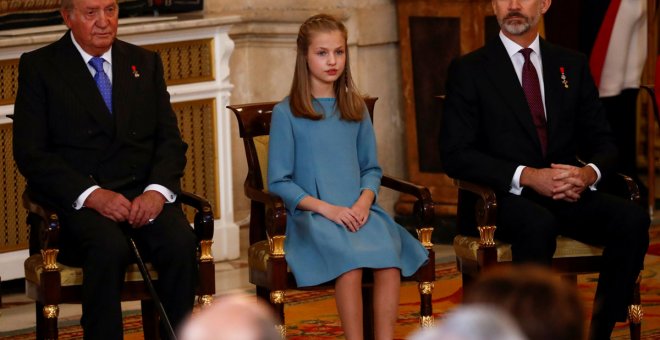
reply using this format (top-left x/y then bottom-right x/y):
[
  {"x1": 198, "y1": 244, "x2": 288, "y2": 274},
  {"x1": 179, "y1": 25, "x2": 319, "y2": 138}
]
[
  {"x1": 58, "y1": 204, "x2": 198, "y2": 340},
  {"x1": 494, "y1": 190, "x2": 649, "y2": 324}
]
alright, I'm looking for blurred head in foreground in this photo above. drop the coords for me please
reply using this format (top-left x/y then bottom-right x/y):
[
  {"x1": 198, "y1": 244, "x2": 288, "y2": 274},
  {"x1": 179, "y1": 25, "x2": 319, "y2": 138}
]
[
  {"x1": 409, "y1": 305, "x2": 527, "y2": 340},
  {"x1": 179, "y1": 295, "x2": 279, "y2": 340},
  {"x1": 463, "y1": 264, "x2": 585, "y2": 340}
]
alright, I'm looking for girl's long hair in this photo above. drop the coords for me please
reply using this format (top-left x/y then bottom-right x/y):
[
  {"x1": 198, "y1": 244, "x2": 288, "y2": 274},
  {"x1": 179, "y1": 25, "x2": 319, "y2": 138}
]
[{"x1": 289, "y1": 14, "x2": 364, "y2": 121}]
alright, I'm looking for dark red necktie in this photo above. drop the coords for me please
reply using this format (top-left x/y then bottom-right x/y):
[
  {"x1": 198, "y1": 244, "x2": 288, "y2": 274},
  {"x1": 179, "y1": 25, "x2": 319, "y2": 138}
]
[{"x1": 520, "y1": 48, "x2": 547, "y2": 156}]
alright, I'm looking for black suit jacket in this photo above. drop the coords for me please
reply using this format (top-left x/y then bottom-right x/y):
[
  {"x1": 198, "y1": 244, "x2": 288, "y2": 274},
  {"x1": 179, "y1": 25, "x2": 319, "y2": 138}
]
[
  {"x1": 13, "y1": 32, "x2": 188, "y2": 212},
  {"x1": 441, "y1": 37, "x2": 617, "y2": 194}
]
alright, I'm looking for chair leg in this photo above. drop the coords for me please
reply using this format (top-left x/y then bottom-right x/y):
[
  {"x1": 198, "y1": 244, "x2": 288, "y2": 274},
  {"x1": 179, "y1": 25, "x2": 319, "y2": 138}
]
[
  {"x1": 362, "y1": 286, "x2": 374, "y2": 340},
  {"x1": 141, "y1": 300, "x2": 160, "y2": 340},
  {"x1": 628, "y1": 273, "x2": 643, "y2": 340},
  {"x1": 36, "y1": 301, "x2": 59, "y2": 340},
  {"x1": 258, "y1": 286, "x2": 285, "y2": 339},
  {"x1": 268, "y1": 289, "x2": 286, "y2": 339}
]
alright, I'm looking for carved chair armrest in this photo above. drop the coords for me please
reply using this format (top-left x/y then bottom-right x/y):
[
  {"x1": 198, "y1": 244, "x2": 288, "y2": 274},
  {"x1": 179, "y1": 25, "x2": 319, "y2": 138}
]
[
  {"x1": 176, "y1": 191, "x2": 214, "y2": 242},
  {"x1": 381, "y1": 174, "x2": 435, "y2": 247},
  {"x1": 614, "y1": 173, "x2": 640, "y2": 203},
  {"x1": 22, "y1": 190, "x2": 60, "y2": 255},
  {"x1": 453, "y1": 179, "x2": 498, "y2": 227},
  {"x1": 244, "y1": 185, "x2": 287, "y2": 238}
]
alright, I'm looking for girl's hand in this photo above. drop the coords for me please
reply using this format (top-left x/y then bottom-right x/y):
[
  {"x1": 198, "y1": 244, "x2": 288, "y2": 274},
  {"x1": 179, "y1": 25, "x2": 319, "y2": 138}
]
[
  {"x1": 321, "y1": 204, "x2": 363, "y2": 232},
  {"x1": 350, "y1": 189, "x2": 375, "y2": 227},
  {"x1": 351, "y1": 201, "x2": 371, "y2": 227}
]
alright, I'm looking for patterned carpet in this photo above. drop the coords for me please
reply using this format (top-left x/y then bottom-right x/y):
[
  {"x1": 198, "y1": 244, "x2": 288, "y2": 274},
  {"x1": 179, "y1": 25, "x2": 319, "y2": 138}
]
[{"x1": 5, "y1": 228, "x2": 660, "y2": 339}]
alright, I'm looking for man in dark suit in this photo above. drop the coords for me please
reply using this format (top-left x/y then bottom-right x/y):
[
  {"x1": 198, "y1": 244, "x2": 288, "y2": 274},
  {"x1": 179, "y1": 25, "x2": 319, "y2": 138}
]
[
  {"x1": 12, "y1": 0, "x2": 196, "y2": 338},
  {"x1": 440, "y1": 0, "x2": 650, "y2": 338}
]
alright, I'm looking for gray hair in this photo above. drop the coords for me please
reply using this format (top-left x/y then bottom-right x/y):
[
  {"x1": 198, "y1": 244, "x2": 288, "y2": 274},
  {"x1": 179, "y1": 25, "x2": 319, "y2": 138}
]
[{"x1": 409, "y1": 305, "x2": 527, "y2": 340}]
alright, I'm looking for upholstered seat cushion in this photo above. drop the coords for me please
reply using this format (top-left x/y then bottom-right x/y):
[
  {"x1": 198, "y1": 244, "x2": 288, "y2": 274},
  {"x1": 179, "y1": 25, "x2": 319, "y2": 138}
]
[
  {"x1": 453, "y1": 235, "x2": 604, "y2": 262},
  {"x1": 248, "y1": 240, "x2": 292, "y2": 273},
  {"x1": 24, "y1": 254, "x2": 158, "y2": 287}
]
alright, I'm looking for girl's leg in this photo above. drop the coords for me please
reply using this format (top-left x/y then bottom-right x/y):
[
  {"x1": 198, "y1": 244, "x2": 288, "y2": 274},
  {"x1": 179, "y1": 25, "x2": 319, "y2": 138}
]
[
  {"x1": 335, "y1": 269, "x2": 364, "y2": 340},
  {"x1": 373, "y1": 268, "x2": 401, "y2": 340}
]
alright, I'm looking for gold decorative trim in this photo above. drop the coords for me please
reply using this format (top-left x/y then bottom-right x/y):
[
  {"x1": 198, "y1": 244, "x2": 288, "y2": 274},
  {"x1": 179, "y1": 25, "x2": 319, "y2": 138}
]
[
  {"x1": 41, "y1": 249, "x2": 59, "y2": 271},
  {"x1": 198, "y1": 294, "x2": 213, "y2": 307},
  {"x1": 142, "y1": 39, "x2": 215, "y2": 86},
  {"x1": 43, "y1": 305, "x2": 59, "y2": 319},
  {"x1": 268, "y1": 235, "x2": 286, "y2": 257},
  {"x1": 420, "y1": 315, "x2": 434, "y2": 328},
  {"x1": 418, "y1": 281, "x2": 434, "y2": 295},
  {"x1": 270, "y1": 290, "x2": 285, "y2": 304},
  {"x1": 199, "y1": 240, "x2": 214, "y2": 262},
  {"x1": 478, "y1": 225, "x2": 496, "y2": 247},
  {"x1": 0, "y1": 58, "x2": 19, "y2": 106},
  {"x1": 275, "y1": 324, "x2": 286, "y2": 339},
  {"x1": 416, "y1": 227, "x2": 434, "y2": 248},
  {"x1": 628, "y1": 304, "x2": 643, "y2": 324}
]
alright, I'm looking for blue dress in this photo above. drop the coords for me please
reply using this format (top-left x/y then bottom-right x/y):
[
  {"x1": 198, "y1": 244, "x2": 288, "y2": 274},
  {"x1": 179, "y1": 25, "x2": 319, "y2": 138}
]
[{"x1": 267, "y1": 97, "x2": 428, "y2": 287}]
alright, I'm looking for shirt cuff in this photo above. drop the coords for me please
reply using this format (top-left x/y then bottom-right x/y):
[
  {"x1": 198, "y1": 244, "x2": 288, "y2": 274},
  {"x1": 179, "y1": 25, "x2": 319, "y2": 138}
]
[
  {"x1": 145, "y1": 184, "x2": 177, "y2": 203},
  {"x1": 586, "y1": 163, "x2": 602, "y2": 191},
  {"x1": 509, "y1": 165, "x2": 526, "y2": 195},
  {"x1": 73, "y1": 185, "x2": 101, "y2": 210}
]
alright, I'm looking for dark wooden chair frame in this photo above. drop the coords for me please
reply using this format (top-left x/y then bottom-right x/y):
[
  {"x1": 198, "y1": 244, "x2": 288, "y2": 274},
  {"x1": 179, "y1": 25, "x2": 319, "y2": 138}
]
[
  {"x1": 228, "y1": 97, "x2": 437, "y2": 339},
  {"x1": 23, "y1": 190, "x2": 216, "y2": 340}
]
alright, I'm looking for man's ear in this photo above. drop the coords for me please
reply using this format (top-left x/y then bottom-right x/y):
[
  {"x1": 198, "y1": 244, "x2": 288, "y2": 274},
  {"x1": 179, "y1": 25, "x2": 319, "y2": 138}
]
[
  {"x1": 541, "y1": 0, "x2": 552, "y2": 15},
  {"x1": 60, "y1": 9, "x2": 72, "y2": 28}
]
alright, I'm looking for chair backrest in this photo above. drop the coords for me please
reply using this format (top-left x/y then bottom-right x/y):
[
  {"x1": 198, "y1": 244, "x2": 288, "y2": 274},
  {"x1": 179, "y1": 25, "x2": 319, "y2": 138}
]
[{"x1": 228, "y1": 97, "x2": 378, "y2": 192}]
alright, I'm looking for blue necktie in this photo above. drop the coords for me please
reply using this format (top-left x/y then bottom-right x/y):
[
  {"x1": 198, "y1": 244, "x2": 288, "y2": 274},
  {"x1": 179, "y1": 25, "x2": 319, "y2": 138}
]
[{"x1": 88, "y1": 57, "x2": 113, "y2": 114}]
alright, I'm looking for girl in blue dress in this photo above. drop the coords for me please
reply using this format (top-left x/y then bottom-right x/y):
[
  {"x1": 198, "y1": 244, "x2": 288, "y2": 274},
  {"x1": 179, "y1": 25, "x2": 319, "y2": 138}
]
[{"x1": 267, "y1": 13, "x2": 429, "y2": 339}]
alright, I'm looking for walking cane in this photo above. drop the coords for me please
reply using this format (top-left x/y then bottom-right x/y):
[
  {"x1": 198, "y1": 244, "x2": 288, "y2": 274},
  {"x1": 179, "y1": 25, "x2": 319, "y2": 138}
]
[{"x1": 123, "y1": 224, "x2": 178, "y2": 340}]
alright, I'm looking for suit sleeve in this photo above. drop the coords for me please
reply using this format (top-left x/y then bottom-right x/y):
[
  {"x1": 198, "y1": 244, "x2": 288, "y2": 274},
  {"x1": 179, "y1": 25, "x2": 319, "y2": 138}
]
[
  {"x1": 440, "y1": 57, "x2": 520, "y2": 192},
  {"x1": 146, "y1": 52, "x2": 188, "y2": 194},
  {"x1": 13, "y1": 53, "x2": 96, "y2": 210}
]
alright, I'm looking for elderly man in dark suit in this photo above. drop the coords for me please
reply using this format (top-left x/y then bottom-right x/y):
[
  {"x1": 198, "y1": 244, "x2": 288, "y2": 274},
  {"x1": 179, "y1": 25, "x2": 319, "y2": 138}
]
[
  {"x1": 12, "y1": 0, "x2": 196, "y2": 338},
  {"x1": 440, "y1": 0, "x2": 650, "y2": 338}
]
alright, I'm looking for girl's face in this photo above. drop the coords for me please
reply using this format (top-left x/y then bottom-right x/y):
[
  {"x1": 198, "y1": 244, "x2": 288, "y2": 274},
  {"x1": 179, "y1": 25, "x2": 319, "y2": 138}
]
[{"x1": 306, "y1": 30, "x2": 346, "y2": 96}]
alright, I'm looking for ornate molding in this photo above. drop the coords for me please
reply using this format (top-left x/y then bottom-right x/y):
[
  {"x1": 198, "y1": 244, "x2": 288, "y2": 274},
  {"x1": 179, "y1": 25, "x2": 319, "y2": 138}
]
[
  {"x1": 418, "y1": 281, "x2": 434, "y2": 295},
  {"x1": 41, "y1": 249, "x2": 59, "y2": 271},
  {"x1": 478, "y1": 225, "x2": 496, "y2": 247},
  {"x1": 199, "y1": 240, "x2": 214, "y2": 262},
  {"x1": 198, "y1": 294, "x2": 214, "y2": 307},
  {"x1": 43, "y1": 305, "x2": 59, "y2": 319},
  {"x1": 420, "y1": 315, "x2": 434, "y2": 328},
  {"x1": 270, "y1": 290, "x2": 285, "y2": 304},
  {"x1": 268, "y1": 235, "x2": 286, "y2": 257},
  {"x1": 416, "y1": 227, "x2": 434, "y2": 248},
  {"x1": 274, "y1": 324, "x2": 286, "y2": 339},
  {"x1": 628, "y1": 304, "x2": 643, "y2": 324}
]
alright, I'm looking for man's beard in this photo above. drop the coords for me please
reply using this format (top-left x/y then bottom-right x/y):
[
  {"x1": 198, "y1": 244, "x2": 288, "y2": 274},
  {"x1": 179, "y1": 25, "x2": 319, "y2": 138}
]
[{"x1": 499, "y1": 10, "x2": 539, "y2": 35}]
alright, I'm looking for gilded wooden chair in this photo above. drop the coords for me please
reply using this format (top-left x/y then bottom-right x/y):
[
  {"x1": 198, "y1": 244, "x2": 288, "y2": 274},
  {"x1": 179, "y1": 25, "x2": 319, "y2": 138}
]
[
  {"x1": 228, "y1": 97, "x2": 436, "y2": 339},
  {"x1": 22, "y1": 190, "x2": 216, "y2": 340}
]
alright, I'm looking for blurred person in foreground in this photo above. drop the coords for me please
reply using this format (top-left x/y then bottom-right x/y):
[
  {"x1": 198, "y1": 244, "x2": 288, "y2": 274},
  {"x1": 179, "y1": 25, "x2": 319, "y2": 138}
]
[
  {"x1": 179, "y1": 295, "x2": 279, "y2": 340},
  {"x1": 409, "y1": 305, "x2": 527, "y2": 340},
  {"x1": 463, "y1": 265, "x2": 585, "y2": 340}
]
